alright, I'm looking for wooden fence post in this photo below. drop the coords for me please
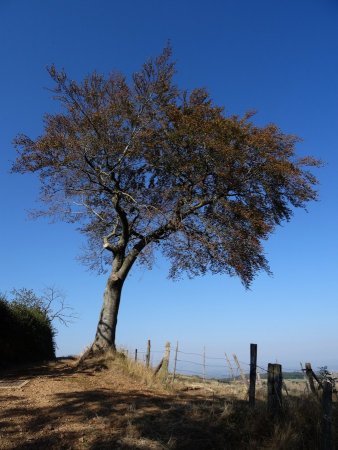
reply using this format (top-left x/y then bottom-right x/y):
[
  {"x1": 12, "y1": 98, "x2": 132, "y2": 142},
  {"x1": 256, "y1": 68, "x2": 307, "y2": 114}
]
[
  {"x1": 233, "y1": 354, "x2": 248, "y2": 386},
  {"x1": 172, "y1": 341, "x2": 178, "y2": 382},
  {"x1": 154, "y1": 342, "x2": 171, "y2": 377},
  {"x1": 146, "y1": 339, "x2": 151, "y2": 368},
  {"x1": 203, "y1": 346, "x2": 206, "y2": 383},
  {"x1": 225, "y1": 352, "x2": 235, "y2": 380},
  {"x1": 305, "y1": 362, "x2": 318, "y2": 396},
  {"x1": 321, "y1": 380, "x2": 333, "y2": 450},
  {"x1": 162, "y1": 341, "x2": 171, "y2": 375},
  {"x1": 249, "y1": 343, "x2": 257, "y2": 407},
  {"x1": 267, "y1": 363, "x2": 283, "y2": 416},
  {"x1": 300, "y1": 362, "x2": 310, "y2": 393},
  {"x1": 134, "y1": 349, "x2": 138, "y2": 362}
]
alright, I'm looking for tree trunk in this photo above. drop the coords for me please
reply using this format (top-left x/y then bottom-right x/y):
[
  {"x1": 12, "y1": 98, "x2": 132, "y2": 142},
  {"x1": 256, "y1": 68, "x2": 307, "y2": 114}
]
[
  {"x1": 79, "y1": 245, "x2": 143, "y2": 362},
  {"x1": 91, "y1": 274, "x2": 123, "y2": 353}
]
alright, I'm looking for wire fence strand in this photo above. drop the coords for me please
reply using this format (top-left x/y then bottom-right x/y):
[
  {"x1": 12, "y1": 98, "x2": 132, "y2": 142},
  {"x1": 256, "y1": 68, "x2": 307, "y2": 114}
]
[{"x1": 123, "y1": 344, "x2": 320, "y2": 380}]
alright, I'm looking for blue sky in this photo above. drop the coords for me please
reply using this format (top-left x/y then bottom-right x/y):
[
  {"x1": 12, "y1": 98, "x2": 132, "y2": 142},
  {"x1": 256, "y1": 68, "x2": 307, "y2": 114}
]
[{"x1": 1, "y1": 0, "x2": 337, "y2": 375}]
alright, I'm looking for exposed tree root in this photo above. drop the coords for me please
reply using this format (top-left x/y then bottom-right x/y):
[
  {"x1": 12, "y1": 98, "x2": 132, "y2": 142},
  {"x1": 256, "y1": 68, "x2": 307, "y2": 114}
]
[{"x1": 76, "y1": 344, "x2": 116, "y2": 368}]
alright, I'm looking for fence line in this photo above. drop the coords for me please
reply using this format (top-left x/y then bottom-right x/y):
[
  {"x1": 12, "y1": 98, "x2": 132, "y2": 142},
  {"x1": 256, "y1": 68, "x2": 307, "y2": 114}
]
[
  {"x1": 123, "y1": 342, "x2": 328, "y2": 383},
  {"x1": 123, "y1": 341, "x2": 336, "y2": 449}
]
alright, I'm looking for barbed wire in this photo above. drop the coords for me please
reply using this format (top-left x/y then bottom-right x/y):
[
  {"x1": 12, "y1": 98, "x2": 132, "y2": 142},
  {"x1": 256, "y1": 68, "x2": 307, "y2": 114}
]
[
  {"x1": 177, "y1": 350, "x2": 204, "y2": 357},
  {"x1": 123, "y1": 345, "x2": 324, "y2": 378},
  {"x1": 177, "y1": 359, "x2": 204, "y2": 366}
]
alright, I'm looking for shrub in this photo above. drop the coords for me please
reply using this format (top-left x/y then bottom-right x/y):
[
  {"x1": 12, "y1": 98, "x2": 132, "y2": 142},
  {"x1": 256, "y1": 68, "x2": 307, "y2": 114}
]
[{"x1": 0, "y1": 294, "x2": 55, "y2": 365}]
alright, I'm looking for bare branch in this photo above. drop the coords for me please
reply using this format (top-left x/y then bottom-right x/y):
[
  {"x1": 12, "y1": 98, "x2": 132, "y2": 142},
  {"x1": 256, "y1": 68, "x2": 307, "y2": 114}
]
[{"x1": 9, "y1": 286, "x2": 78, "y2": 329}]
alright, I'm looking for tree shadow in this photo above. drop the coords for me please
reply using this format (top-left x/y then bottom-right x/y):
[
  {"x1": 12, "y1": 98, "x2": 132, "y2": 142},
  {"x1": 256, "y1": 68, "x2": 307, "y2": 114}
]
[
  {"x1": 1, "y1": 362, "x2": 337, "y2": 449},
  {"x1": 0, "y1": 382, "x2": 271, "y2": 449},
  {"x1": 0, "y1": 357, "x2": 78, "y2": 381},
  {"x1": 0, "y1": 356, "x2": 110, "y2": 383}
]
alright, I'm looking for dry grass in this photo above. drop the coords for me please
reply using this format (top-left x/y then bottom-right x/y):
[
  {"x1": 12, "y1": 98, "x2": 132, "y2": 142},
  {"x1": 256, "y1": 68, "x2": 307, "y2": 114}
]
[
  {"x1": 0, "y1": 355, "x2": 336, "y2": 449},
  {"x1": 77, "y1": 349, "x2": 173, "y2": 390}
]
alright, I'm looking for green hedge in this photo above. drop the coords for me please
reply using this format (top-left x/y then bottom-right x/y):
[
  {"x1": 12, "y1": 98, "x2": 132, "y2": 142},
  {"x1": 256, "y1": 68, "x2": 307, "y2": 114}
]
[{"x1": 0, "y1": 297, "x2": 55, "y2": 364}]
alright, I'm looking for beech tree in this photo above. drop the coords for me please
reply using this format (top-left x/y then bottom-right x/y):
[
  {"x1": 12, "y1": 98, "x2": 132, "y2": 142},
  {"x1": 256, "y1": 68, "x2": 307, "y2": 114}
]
[{"x1": 12, "y1": 47, "x2": 319, "y2": 355}]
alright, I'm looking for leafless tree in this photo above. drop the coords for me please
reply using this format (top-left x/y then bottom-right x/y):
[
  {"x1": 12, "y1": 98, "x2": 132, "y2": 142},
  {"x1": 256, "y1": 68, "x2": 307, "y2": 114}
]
[{"x1": 10, "y1": 286, "x2": 77, "y2": 328}]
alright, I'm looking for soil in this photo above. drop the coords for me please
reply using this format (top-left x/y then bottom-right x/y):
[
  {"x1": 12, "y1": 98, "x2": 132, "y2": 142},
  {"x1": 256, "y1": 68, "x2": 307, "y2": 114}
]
[{"x1": 0, "y1": 358, "x2": 230, "y2": 450}]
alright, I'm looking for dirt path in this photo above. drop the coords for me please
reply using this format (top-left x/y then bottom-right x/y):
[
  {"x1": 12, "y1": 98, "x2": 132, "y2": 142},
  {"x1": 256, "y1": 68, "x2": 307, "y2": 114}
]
[
  {"x1": 0, "y1": 358, "x2": 226, "y2": 450},
  {"x1": 2, "y1": 358, "x2": 336, "y2": 449}
]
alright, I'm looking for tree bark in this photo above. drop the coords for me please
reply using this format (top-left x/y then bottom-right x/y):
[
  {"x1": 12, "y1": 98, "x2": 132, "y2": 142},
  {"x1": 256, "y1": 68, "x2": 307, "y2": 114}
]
[
  {"x1": 91, "y1": 275, "x2": 124, "y2": 353},
  {"x1": 79, "y1": 242, "x2": 145, "y2": 362}
]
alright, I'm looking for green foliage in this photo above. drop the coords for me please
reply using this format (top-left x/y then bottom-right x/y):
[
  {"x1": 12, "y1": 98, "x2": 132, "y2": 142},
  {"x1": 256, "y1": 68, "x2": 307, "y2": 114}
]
[
  {"x1": 318, "y1": 366, "x2": 337, "y2": 392},
  {"x1": 0, "y1": 293, "x2": 55, "y2": 365}
]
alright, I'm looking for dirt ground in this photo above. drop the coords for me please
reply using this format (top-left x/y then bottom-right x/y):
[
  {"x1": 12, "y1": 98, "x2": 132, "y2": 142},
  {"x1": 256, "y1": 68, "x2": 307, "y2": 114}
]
[
  {"x1": 0, "y1": 358, "x2": 240, "y2": 450},
  {"x1": 1, "y1": 358, "x2": 336, "y2": 450}
]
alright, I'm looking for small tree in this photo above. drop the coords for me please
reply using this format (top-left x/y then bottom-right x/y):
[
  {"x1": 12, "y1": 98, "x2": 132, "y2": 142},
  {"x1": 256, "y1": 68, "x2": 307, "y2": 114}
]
[
  {"x1": 12, "y1": 47, "x2": 320, "y2": 356},
  {"x1": 10, "y1": 286, "x2": 77, "y2": 329}
]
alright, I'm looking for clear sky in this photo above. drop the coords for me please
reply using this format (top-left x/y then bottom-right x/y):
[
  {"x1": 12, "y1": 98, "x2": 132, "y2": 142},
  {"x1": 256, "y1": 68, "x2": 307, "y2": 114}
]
[{"x1": 1, "y1": 0, "x2": 337, "y2": 375}]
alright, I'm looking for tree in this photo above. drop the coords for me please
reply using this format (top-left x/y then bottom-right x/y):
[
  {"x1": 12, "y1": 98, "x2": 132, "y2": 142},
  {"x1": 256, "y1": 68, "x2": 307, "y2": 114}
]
[
  {"x1": 12, "y1": 47, "x2": 320, "y2": 356},
  {"x1": 9, "y1": 286, "x2": 77, "y2": 329}
]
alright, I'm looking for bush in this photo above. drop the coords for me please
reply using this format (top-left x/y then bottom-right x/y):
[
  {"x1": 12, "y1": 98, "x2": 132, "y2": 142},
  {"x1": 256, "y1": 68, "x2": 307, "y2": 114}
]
[{"x1": 0, "y1": 294, "x2": 55, "y2": 365}]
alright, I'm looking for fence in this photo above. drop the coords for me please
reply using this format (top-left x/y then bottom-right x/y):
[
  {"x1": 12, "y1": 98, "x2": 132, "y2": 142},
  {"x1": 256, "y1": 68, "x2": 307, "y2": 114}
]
[
  {"x1": 127, "y1": 341, "x2": 307, "y2": 382},
  {"x1": 124, "y1": 340, "x2": 336, "y2": 449}
]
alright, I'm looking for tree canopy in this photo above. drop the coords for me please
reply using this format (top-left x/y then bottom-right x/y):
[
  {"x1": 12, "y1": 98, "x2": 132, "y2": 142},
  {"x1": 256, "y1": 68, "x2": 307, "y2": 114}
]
[
  {"x1": 12, "y1": 47, "x2": 320, "y2": 352},
  {"x1": 13, "y1": 47, "x2": 319, "y2": 287}
]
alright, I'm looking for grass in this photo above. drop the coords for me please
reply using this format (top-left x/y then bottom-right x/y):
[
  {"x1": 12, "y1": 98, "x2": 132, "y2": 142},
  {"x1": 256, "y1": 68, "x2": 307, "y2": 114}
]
[
  {"x1": 78, "y1": 348, "x2": 174, "y2": 390},
  {"x1": 0, "y1": 353, "x2": 337, "y2": 449},
  {"x1": 77, "y1": 351, "x2": 337, "y2": 449}
]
